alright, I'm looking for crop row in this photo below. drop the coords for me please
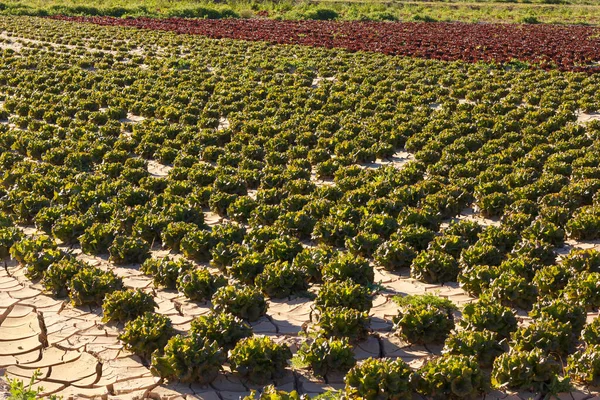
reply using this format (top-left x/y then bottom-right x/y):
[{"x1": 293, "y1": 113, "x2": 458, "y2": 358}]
[
  {"x1": 2, "y1": 16, "x2": 600, "y2": 398},
  {"x1": 7, "y1": 225, "x2": 600, "y2": 398},
  {"x1": 51, "y1": 16, "x2": 600, "y2": 72}
]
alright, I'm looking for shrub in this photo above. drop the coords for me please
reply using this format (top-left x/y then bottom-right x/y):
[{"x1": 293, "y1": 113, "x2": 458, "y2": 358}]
[
  {"x1": 292, "y1": 246, "x2": 334, "y2": 282},
  {"x1": 460, "y1": 243, "x2": 504, "y2": 267},
  {"x1": 393, "y1": 294, "x2": 456, "y2": 344},
  {"x1": 477, "y1": 226, "x2": 518, "y2": 253},
  {"x1": 457, "y1": 264, "x2": 500, "y2": 296},
  {"x1": 521, "y1": 15, "x2": 540, "y2": 24},
  {"x1": 69, "y1": 267, "x2": 123, "y2": 306},
  {"x1": 160, "y1": 221, "x2": 197, "y2": 252},
  {"x1": 392, "y1": 225, "x2": 435, "y2": 251},
  {"x1": 141, "y1": 257, "x2": 194, "y2": 289},
  {"x1": 255, "y1": 261, "x2": 309, "y2": 298},
  {"x1": 491, "y1": 349, "x2": 569, "y2": 393},
  {"x1": 511, "y1": 318, "x2": 574, "y2": 356},
  {"x1": 413, "y1": 14, "x2": 438, "y2": 22},
  {"x1": 315, "y1": 280, "x2": 373, "y2": 312},
  {"x1": 242, "y1": 386, "x2": 302, "y2": 400},
  {"x1": 23, "y1": 248, "x2": 67, "y2": 281},
  {"x1": 303, "y1": 7, "x2": 339, "y2": 20},
  {"x1": 119, "y1": 312, "x2": 175, "y2": 359},
  {"x1": 102, "y1": 289, "x2": 157, "y2": 323},
  {"x1": 151, "y1": 335, "x2": 225, "y2": 384},
  {"x1": 428, "y1": 234, "x2": 469, "y2": 259},
  {"x1": 522, "y1": 219, "x2": 564, "y2": 246},
  {"x1": 368, "y1": 10, "x2": 398, "y2": 21},
  {"x1": 443, "y1": 220, "x2": 482, "y2": 245},
  {"x1": 566, "y1": 345, "x2": 600, "y2": 385},
  {"x1": 562, "y1": 272, "x2": 600, "y2": 309},
  {"x1": 296, "y1": 337, "x2": 356, "y2": 377},
  {"x1": 532, "y1": 264, "x2": 573, "y2": 298},
  {"x1": 321, "y1": 252, "x2": 374, "y2": 286},
  {"x1": 560, "y1": 248, "x2": 600, "y2": 273},
  {"x1": 80, "y1": 222, "x2": 115, "y2": 255},
  {"x1": 566, "y1": 208, "x2": 600, "y2": 240},
  {"x1": 10, "y1": 235, "x2": 56, "y2": 265},
  {"x1": 212, "y1": 285, "x2": 267, "y2": 322},
  {"x1": 189, "y1": 312, "x2": 252, "y2": 350},
  {"x1": 229, "y1": 336, "x2": 292, "y2": 384},
  {"x1": 263, "y1": 237, "x2": 303, "y2": 262},
  {"x1": 0, "y1": 226, "x2": 22, "y2": 258},
  {"x1": 510, "y1": 239, "x2": 556, "y2": 266},
  {"x1": 460, "y1": 299, "x2": 518, "y2": 339},
  {"x1": 176, "y1": 268, "x2": 227, "y2": 302},
  {"x1": 476, "y1": 192, "x2": 510, "y2": 217},
  {"x1": 443, "y1": 330, "x2": 504, "y2": 368},
  {"x1": 42, "y1": 257, "x2": 88, "y2": 298},
  {"x1": 228, "y1": 252, "x2": 268, "y2": 284},
  {"x1": 414, "y1": 355, "x2": 486, "y2": 399},
  {"x1": 227, "y1": 196, "x2": 257, "y2": 223},
  {"x1": 312, "y1": 216, "x2": 357, "y2": 247},
  {"x1": 484, "y1": 271, "x2": 538, "y2": 310},
  {"x1": 344, "y1": 358, "x2": 412, "y2": 400},
  {"x1": 180, "y1": 229, "x2": 214, "y2": 262},
  {"x1": 316, "y1": 306, "x2": 370, "y2": 341},
  {"x1": 410, "y1": 249, "x2": 459, "y2": 284},
  {"x1": 582, "y1": 317, "x2": 600, "y2": 345},
  {"x1": 529, "y1": 298, "x2": 586, "y2": 337},
  {"x1": 373, "y1": 240, "x2": 416, "y2": 271},
  {"x1": 210, "y1": 242, "x2": 241, "y2": 270},
  {"x1": 51, "y1": 214, "x2": 88, "y2": 244},
  {"x1": 108, "y1": 235, "x2": 151, "y2": 265},
  {"x1": 346, "y1": 232, "x2": 381, "y2": 258},
  {"x1": 6, "y1": 370, "x2": 60, "y2": 400}
]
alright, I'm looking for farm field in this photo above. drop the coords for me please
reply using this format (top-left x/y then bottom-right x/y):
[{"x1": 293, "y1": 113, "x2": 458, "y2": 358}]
[
  {"x1": 2, "y1": 0, "x2": 600, "y2": 25},
  {"x1": 2, "y1": 14, "x2": 600, "y2": 400}
]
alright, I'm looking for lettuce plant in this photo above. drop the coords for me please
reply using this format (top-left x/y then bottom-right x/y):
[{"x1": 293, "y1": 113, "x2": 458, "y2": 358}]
[
  {"x1": 119, "y1": 312, "x2": 175, "y2": 359},
  {"x1": 344, "y1": 358, "x2": 412, "y2": 400},
  {"x1": 102, "y1": 289, "x2": 157, "y2": 323},
  {"x1": 393, "y1": 294, "x2": 456, "y2": 344},
  {"x1": 229, "y1": 336, "x2": 292, "y2": 384}
]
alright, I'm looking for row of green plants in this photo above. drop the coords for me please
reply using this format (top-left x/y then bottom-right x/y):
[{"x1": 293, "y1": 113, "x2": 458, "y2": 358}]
[
  {"x1": 9, "y1": 208, "x2": 600, "y2": 394},
  {"x1": 8, "y1": 224, "x2": 600, "y2": 395},
  {"x1": 0, "y1": 3, "x2": 389, "y2": 21},
  {"x1": 8, "y1": 215, "x2": 600, "y2": 318},
  {"x1": 2, "y1": 16, "x2": 600, "y2": 398},
  {"x1": 0, "y1": 25, "x2": 599, "y2": 286},
  {"x1": 0, "y1": 1, "x2": 592, "y2": 24}
]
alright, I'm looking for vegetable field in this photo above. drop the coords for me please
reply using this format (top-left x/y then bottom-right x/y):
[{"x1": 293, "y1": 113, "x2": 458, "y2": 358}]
[
  {"x1": 1, "y1": 15, "x2": 600, "y2": 400},
  {"x1": 54, "y1": 16, "x2": 600, "y2": 73}
]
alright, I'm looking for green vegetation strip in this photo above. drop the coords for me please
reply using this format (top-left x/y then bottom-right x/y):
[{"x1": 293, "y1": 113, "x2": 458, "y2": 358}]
[{"x1": 0, "y1": 0, "x2": 599, "y2": 24}]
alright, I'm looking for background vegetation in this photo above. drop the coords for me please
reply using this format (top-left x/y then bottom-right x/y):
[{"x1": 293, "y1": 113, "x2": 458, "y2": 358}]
[{"x1": 1, "y1": 0, "x2": 599, "y2": 24}]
